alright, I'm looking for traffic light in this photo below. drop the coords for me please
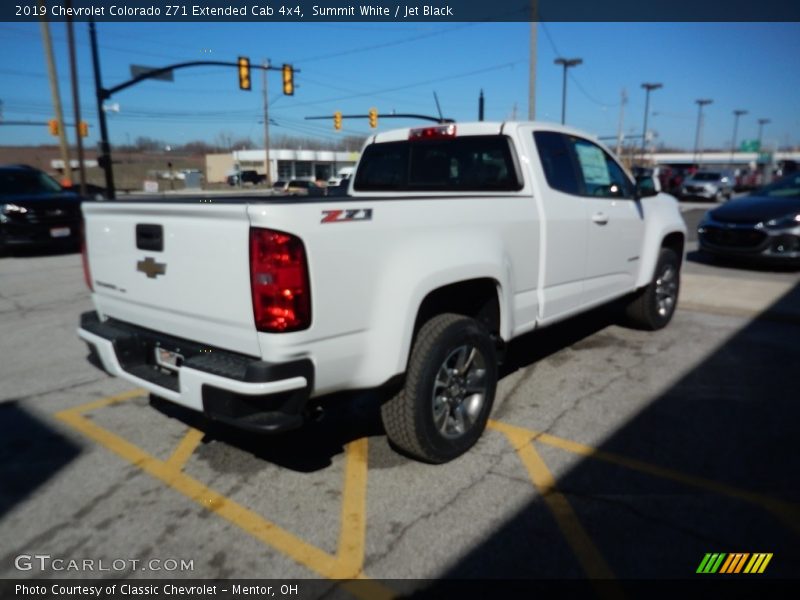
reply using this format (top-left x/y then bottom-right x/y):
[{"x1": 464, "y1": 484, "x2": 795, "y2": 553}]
[
  {"x1": 334, "y1": 111, "x2": 342, "y2": 131},
  {"x1": 79, "y1": 121, "x2": 89, "y2": 138},
  {"x1": 238, "y1": 56, "x2": 251, "y2": 91},
  {"x1": 48, "y1": 119, "x2": 59, "y2": 136},
  {"x1": 368, "y1": 107, "x2": 378, "y2": 129},
  {"x1": 282, "y1": 64, "x2": 294, "y2": 96}
]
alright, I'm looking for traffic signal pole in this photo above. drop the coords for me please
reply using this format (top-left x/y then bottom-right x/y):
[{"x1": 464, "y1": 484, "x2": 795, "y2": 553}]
[{"x1": 88, "y1": 19, "x2": 294, "y2": 199}]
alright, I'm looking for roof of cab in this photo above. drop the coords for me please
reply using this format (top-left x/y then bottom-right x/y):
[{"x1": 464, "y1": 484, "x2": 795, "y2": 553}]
[{"x1": 368, "y1": 121, "x2": 599, "y2": 144}]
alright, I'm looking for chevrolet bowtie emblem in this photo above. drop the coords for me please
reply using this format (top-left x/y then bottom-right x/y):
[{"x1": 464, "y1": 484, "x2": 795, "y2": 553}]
[{"x1": 137, "y1": 256, "x2": 167, "y2": 279}]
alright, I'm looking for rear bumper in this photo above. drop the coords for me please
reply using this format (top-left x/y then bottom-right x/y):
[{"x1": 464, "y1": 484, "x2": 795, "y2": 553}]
[{"x1": 78, "y1": 311, "x2": 314, "y2": 433}]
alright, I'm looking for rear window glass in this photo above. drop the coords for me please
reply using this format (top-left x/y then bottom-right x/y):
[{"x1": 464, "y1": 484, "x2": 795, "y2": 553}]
[{"x1": 353, "y1": 135, "x2": 522, "y2": 192}]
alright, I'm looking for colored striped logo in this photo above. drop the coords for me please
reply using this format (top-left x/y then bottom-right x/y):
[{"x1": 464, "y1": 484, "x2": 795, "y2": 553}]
[{"x1": 696, "y1": 553, "x2": 773, "y2": 574}]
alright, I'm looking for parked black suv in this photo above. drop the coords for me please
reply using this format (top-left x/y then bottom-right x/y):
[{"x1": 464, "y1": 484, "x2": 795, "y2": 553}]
[
  {"x1": 227, "y1": 170, "x2": 266, "y2": 186},
  {"x1": 0, "y1": 165, "x2": 84, "y2": 252}
]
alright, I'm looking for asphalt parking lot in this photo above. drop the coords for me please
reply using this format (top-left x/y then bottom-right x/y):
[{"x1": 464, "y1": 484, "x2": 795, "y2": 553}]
[{"x1": 1, "y1": 210, "x2": 799, "y2": 592}]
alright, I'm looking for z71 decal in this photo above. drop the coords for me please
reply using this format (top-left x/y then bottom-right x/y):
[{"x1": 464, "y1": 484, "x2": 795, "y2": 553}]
[{"x1": 320, "y1": 209, "x2": 373, "y2": 224}]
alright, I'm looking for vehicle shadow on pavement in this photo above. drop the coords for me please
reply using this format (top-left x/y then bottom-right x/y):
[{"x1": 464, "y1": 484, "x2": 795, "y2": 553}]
[
  {"x1": 150, "y1": 306, "x2": 622, "y2": 474},
  {"x1": 0, "y1": 401, "x2": 82, "y2": 519},
  {"x1": 149, "y1": 388, "x2": 389, "y2": 473},
  {"x1": 423, "y1": 282, "x2": 800, "y2": 580},
  {"x1": 501, "y1": 305, "x2": 619, "y2": 379}
]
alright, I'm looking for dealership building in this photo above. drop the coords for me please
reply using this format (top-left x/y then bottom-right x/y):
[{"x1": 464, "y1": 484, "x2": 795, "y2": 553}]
[{"x1": 205, "y1": 148, "x2": 359, "y2": 183}]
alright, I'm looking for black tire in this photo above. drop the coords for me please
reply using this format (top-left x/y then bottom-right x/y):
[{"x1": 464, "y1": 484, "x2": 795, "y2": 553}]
[
  {"x1": 381, "y1": 313, "x2": 498, "y2": 464},
  {"x1": 625, "y1": 248, "x2": 681, "y2": 330}
]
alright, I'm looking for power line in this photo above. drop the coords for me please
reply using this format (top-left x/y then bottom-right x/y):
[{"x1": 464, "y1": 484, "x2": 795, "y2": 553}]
[
  {"x1": 290, "y1": 23, "x2": 478, "y2": 64},
  {"x1": 288, "y1": 61, "x2": 524, "y2": 110}
]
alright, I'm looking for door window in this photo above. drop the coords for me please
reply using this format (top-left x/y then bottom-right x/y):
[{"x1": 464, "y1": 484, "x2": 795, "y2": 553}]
[
  {"x1": 534, "y1": 131, "x2": 634, "y2": 199},
  {"x1": 573, "y1": 138, "x2": 634, "y2": 198}
]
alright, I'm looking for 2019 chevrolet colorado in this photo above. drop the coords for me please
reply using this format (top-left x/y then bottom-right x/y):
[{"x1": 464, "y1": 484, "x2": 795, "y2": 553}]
[{"x1": 78, "y1": 121, "x2": 686, "y2": 463}]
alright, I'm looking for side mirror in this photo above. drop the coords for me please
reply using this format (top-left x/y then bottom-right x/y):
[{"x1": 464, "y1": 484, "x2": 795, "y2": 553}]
[{"x1": 635, "y1": 175, "x2": 659, "y2": 198}]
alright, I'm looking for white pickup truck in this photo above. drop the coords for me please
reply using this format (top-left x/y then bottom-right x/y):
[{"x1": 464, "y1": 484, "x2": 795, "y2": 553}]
[{"x1": 78, "y1": 121, "x2": 686, "y2": 463}]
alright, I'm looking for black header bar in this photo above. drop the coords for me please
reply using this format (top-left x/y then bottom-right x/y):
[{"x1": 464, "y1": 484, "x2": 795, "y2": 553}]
[{"x1": 4, "y1": 0, "x2": 800, "y2": 22}]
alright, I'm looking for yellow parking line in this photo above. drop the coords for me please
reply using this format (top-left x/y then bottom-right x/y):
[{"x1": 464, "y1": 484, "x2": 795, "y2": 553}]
[
  {"x1": 164, "y1": 427, "x2": 205, "y2": 472},
  {"x1": 56, "y1": 397, "x2": 393, "y2": 599},
  {"x1": 62, "y1": 388, "x2": 147, "y2": 414},
  {"x1": 336, "y1": 437, "x2": 369, "y2": 577},
  {"x1": 490, "y1": 420, "x2": 800, "y2": 536},
  {"x1": 489, "y1": 422, "x2": 617, "y2": 582}
]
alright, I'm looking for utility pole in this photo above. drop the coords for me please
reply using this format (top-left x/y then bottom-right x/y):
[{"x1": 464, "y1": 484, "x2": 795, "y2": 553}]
[
  {"x1": 478, "y1": 89, "x2": 484, "y2": 121},
  {"x1": 729, "y1": 109, "x2": 748, "y2": 168},
  {"x1": 640, "y1": 82, "x2": 662, "y2": 163},
  {"x1": 65, "y1": 0, "x2": 86, "y2": 196},
  {"x1": 262, "y1": 58, "x2": 271, "y2": 186},
  {"x1": 89, "y1": 18, "x2": 115, "y2": 199},
  {"x1": 554, "y1": 57, "x2": 582, "y2": 125},
  {"x1": 528, "y1": 1, "x2": 538, "y2": 120},
  {"x1": 615, "y1": 88, "x2": 627, "y2": 157},
  {"x1": 39, "y1": 0, "x2": 73, "y2": 186},
  {"x1": 693, "y1": 99, "x2": 713, "y2": 166}
]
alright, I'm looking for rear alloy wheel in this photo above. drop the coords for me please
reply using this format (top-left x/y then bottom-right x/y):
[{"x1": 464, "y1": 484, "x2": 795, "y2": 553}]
[
  {"x1": 381, "y1": 313, "x2": 497, "y2": 463},
  {"x1": 625, "y1": 248, "x2": 681, "y2": 330}
]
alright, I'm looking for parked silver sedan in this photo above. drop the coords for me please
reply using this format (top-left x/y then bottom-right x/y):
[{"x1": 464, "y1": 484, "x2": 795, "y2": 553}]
[{"x1": 680, "y1": 170, "x2": 734, "y2": 202}]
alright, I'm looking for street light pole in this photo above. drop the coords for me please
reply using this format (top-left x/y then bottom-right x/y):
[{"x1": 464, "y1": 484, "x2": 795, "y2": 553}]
[
  {"x1": 262, "y1": 58, "x2": 271, "y2": 187},
  {"x1": 693, "y1": 99, "x2": 713, "y2": 166},
  {"x1": 554, "y1": 57, "x2": 582, "y2": 125},
  {"x1": 757, "y1": 118, "x2": 770, "y2": 150},
  {"x1": 729, "y1": 109, "x2": 748, "y2": 167},
  {"x1": 640, "y1": 82, "x2": 662, "y2": 163}
]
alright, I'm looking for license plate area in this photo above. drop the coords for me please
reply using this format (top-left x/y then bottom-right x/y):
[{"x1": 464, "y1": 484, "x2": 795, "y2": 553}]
[
  {"x1": 154, "y1": 346, "x2": 184, "y2": 373},
  {"x1": 50, "y1": 227, "x2": 70, "y2": 238}
]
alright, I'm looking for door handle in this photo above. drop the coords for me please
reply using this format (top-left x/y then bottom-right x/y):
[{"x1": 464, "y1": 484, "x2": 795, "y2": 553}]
[{"x1": 591, "y1": 212, "x2": 609, "y2": 225}]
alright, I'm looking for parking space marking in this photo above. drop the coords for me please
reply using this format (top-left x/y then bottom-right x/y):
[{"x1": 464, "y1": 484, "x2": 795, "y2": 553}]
[
  {"x1": 489, "y1": 421, "x2": 618, "y2": 585},
  {"x1": 55, "y1": 393, "x2": 394, "y2": 599},
  {"x1": 337, "y1": 438, "x2": 369, "y2": 576},
  {"x1": 165, "y1": 427, "x2": 205, "y2": 472},
  {"x1": 55, "y1": 389, "x2": 796, "y2": 592},
  {"x1": 490, "y1": 420, "x2": 800, "y2": 536}
]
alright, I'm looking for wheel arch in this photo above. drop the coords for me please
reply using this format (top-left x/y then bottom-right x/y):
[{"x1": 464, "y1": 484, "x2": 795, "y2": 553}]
[{"x1": 412, "y1": 278, "x2": 503, "y2": 342}]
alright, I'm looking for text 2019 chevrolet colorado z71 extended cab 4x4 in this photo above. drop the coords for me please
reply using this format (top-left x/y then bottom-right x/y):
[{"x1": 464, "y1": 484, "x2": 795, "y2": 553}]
[{"x1": 78, "y1": 121, "x2": 686, "y2": 463}]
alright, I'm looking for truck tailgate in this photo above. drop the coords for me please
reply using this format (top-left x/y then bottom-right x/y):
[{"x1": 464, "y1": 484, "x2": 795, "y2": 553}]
[{"x1": 83, "y1": 202, "x2": 260, "y2": 357}]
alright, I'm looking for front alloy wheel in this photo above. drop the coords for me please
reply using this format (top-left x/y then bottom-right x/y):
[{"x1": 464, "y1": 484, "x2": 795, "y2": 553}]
[
  {"x1": 654, "y1": 263, "x2": 678, "y2": 319},
  {"x1": 625, "y1": 247, "x2": 681, "y2": 330}
]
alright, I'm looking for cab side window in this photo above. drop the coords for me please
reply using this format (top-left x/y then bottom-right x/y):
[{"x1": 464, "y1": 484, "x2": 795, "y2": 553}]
[{"x1": 533, "y1": 131, "x2": 581, "y2": 196}]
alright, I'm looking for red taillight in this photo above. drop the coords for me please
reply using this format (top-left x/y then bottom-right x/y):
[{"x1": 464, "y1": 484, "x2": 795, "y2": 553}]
[
  {"x1": 249, "y1": 228, "x2": 311, "y2": 333},
  {"x1": 81, "y1": 223, "x2": 93, "y2": 291},
  {"x1": 408, "y1": 124, "x2": 457, "y2": 140}
]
